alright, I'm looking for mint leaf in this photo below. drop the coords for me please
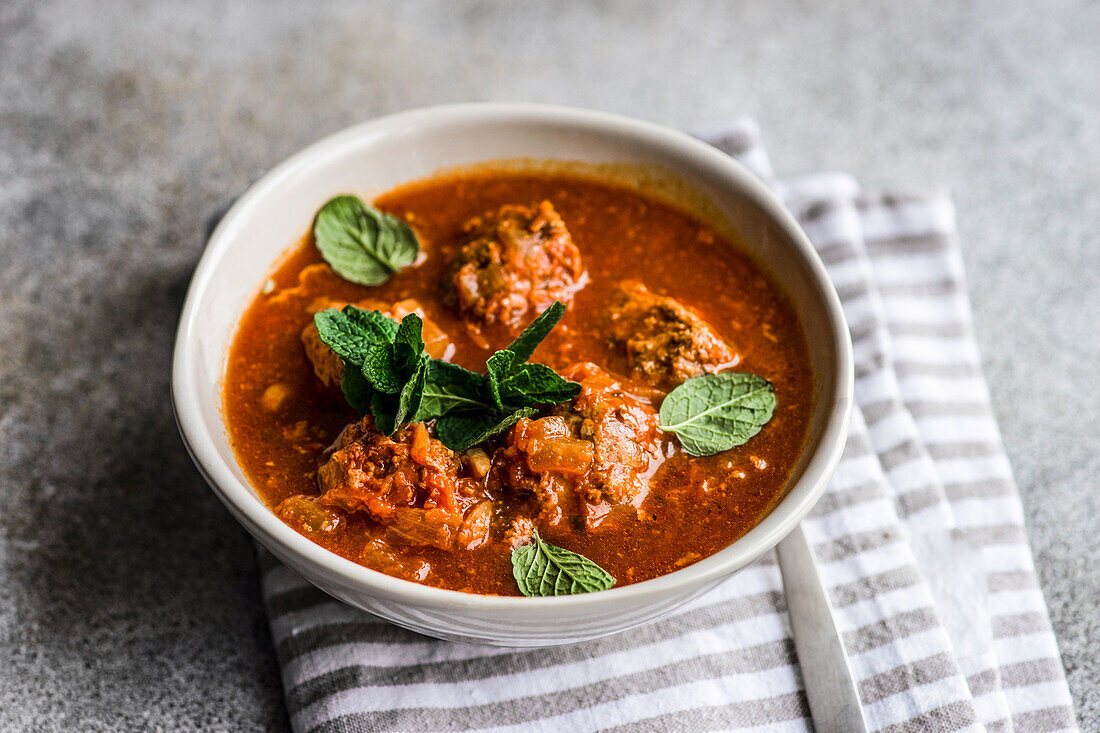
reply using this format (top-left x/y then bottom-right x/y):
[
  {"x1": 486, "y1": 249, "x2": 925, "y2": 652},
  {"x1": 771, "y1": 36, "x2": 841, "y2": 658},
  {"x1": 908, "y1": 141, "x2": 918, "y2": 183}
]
[
  {"x1": 360, "y1": 344, "x2": 403, "y2": 394},
  {"x1": 485, "y1": 350, "x2": 580, "y2": 410},
  {"x1": 314, "y1": 306, "x2": 397, "y2": 366},
  {"x1": 371, "y1": 359, "x2": 430, "y2": 436},
  {"x1": 340, "y1": 365, "x2": 374, "y2": 415},
  {"x1": 313, "y1": 195, "x2": 384, "y2": 285},
  {"x1": 346, "y1": 305, "x2": 400, "y2": 342},
  {"x1": 505, "y1": 301, "x2": 566, "y2": 363},
  {"x1": 485, "y1": 349, "x2": 515, "y2": 379},
  {"x1": 434, "y1": 407, "x2": 536, "y2": 452},
  {"x1": 511, "y1": 531, "x2": 615, "y2": 596},
  {"x1": 313, "y1": 195, "x2": 419, "y2": 286},
  {"x1": 395, "y1": 355, "x2": 429, "y2": 428},
  {"x1": 374, "y1": 215, "x2": 420, "y2": 272},
  {"x1": 392, "y1": 313, "x2": 425, "y2": 369},
  {"x1": 370, "y1": 390, "x2": 398, "y2": 436},
  {"x1": 416, "y1": 361, "x2": 488, "y2": 421},
  {"x1": 484, "y1": 350, "x2": 513, "y2": 409},
  {"x1": 658, "y1": 372, "x2": 776, "y2": 456},
  {"x1": 497, "y1": 362, "x2": 581, "y2": 407},
  {"x1": 371, "y1": 354, "x2": 427, "y2": 434}
]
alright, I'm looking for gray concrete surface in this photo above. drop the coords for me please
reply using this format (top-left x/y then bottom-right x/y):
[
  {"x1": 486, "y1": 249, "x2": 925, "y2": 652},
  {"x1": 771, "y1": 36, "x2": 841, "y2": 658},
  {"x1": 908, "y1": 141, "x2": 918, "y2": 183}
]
[{"x1": 1, "y1": 1, "x2": 1096, "y2": 729}]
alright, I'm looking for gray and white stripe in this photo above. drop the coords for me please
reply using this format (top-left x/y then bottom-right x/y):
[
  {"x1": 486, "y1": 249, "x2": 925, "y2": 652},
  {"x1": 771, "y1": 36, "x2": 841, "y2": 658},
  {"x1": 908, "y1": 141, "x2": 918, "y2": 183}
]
[
  {"x1": 858, "y1": 192, "x2": 1076, "y2": 731},
  {"x1": 255, "y1": 121, "x2": 1077, "y2": 733}
]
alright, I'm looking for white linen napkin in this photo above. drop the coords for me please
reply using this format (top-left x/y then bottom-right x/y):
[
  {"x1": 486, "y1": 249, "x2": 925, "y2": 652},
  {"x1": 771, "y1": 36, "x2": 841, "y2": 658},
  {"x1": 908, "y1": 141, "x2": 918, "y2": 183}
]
[{"x1": 255, "y1": 120, "x2": 1078, "y2": 733}]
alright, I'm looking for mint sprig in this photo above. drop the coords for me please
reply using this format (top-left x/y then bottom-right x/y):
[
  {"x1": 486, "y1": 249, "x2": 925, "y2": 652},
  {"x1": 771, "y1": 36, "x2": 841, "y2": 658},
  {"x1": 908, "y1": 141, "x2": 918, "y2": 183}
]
[
  {"x1": 314, "y1": 306, "x2": 429, "y2": 435},
  {"x1": 413, "y1": 301, "x2": 580, "y2": 449},
  {"x1": 313, "y1": 302, "x2": 580, "y2": 447},
  {"x1": 485, "y1": 302, "x2": 580, "y2": 410}
]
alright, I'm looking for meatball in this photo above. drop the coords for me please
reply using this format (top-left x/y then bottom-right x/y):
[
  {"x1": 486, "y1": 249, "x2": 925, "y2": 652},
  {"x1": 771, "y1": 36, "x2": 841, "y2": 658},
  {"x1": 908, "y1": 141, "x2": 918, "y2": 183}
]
[
  {"x1": 301, "y1": 298, "x2": 453, "y2": 388},
  {"x1": 488, "y1": 363, "x2": 664, "y2": 531},
  {"x1": 315, "y1": 418, "x2": 483, "y2": 550},
  {"x1": 606, "y1": 281, "x2": 736, "y2": 387},
  {"x1": 555, "y1": 363, "x2": 665, "y2": 509},
  {"x1": 449, "y1": 201, "x2": 585, "y2": 328}
]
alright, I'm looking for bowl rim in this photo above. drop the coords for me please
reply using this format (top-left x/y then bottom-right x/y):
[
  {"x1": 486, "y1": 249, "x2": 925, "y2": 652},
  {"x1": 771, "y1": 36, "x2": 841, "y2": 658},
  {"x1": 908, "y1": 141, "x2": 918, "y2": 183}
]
[{"x1": 172, "y1": 102, "x2": 853, "y2": 612}]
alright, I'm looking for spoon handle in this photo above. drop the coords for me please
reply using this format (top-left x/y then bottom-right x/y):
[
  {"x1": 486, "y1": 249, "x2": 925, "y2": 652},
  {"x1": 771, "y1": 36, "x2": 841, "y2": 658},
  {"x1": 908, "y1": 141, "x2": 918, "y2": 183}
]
[{"x1": 776, "y1": 523, "x2": 869, "y2": 733}]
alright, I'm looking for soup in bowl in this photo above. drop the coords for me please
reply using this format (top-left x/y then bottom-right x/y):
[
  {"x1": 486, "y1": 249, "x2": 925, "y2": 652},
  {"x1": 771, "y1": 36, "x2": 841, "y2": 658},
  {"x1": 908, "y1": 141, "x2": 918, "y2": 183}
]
[{"x1": 172, "y1": 104, "x2": 852, "y2": 645}]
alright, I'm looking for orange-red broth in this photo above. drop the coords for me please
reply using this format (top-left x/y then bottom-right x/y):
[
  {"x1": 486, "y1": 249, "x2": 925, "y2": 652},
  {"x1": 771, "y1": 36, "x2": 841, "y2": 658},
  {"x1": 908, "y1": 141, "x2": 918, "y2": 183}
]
[{"x1": 224, "y1": 172, "x2": 814, "y2": 595}]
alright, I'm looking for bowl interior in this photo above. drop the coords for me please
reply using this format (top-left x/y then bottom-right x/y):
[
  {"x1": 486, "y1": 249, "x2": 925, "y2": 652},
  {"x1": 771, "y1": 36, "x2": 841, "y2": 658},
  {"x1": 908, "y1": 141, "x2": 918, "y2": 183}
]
[{"x1": 175, "y1": 105, "x2": 850, "y2": 609}]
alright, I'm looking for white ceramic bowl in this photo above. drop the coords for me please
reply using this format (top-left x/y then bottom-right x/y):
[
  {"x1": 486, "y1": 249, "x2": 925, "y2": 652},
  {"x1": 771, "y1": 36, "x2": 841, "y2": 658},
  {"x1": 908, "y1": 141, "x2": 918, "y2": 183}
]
[{"x1": 172, "y1": 103, "x2": 853, "y2": 647}]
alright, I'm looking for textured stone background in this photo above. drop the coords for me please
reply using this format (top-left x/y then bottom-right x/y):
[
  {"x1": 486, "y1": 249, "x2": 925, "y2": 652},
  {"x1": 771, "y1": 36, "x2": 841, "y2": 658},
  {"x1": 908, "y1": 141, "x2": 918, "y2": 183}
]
[{"x1": 1, "y1": 1, "x2": 1096, "y2": 730}]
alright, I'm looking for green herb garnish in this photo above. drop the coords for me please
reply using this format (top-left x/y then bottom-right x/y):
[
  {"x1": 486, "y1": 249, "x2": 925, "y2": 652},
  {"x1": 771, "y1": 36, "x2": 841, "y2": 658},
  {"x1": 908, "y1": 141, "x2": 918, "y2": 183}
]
[
  {"x1": 313, "y1": 301, "x2": 580, "y2": 448},
  {"x1": 361, "y1": 314, "x2": 430, "y2": 435},
  {"x1": 313, "y1": 195, "x2": 419, "y2": 286},
  {"x1": 314, "y1": 306, "x2": 399, "y2": 366},
  {"x1": 484, "y1": 302, "x2": 581, "y2": 409},
  {"x1": 414, "y1": 302, "x2": 580, "y2": 449},
  {"x1": 339, "y1": 362, "x2": 375, "y2": 415},
  {"x1": 658, "y1": 372, "x2": 777, "y2": 456},
  {"x1": 436, "y1": 407, "x2": 538, "y2": 453},
  {"x1": 315, "y1": 307, "x2": 429, "y2": 434},
  {"x1": 511, "y1": 530, "x2": 615, "y2": 596},
  {"x1": 416, "y1": 360, "x2": 489, "y2": 418}
]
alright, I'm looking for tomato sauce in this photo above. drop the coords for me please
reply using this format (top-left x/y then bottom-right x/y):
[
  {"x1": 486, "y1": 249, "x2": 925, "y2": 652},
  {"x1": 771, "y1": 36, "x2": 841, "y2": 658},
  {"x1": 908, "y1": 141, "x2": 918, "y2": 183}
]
[{"x1": 223, "y1": 171, "x2": 814, "y2": 595}]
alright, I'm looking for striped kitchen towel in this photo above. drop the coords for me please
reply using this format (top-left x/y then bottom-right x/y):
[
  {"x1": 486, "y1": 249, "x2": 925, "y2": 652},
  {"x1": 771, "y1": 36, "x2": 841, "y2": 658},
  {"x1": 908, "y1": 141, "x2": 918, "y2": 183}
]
[{"x1": 256, "y1": 120, "x2": 1078, "y2": 733}]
